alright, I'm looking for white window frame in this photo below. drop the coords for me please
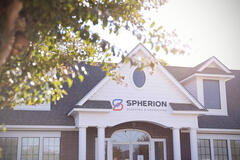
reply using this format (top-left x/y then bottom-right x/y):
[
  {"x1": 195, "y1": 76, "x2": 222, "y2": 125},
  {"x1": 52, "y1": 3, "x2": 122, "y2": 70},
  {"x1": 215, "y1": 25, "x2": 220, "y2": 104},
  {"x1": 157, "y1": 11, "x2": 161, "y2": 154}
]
[
  {"x1": 0, "y1": 131, "x2": 61, "y2": 160},
  {"x1": 196, "y1": 77, "x2": 228, "y2": 115},
  {"x1": 14, "y1": 103, "x2": 51, "y2": 111},
  {"x1": 198, "y1": 134, "x2": 240, "y2": 160},
  {"x1": 130, "y1": 67, "x2": 147, "y2": 90},
  {"x1": 151, "y1": 138, "x2": 167, "y2": 160}
]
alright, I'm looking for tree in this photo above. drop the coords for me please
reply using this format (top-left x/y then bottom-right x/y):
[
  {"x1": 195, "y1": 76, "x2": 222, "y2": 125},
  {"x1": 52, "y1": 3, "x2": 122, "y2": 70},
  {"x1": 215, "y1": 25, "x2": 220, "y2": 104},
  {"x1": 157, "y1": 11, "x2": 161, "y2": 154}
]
[{"x1": 0, "y1": 0, "x2": 186, "y2": 109}]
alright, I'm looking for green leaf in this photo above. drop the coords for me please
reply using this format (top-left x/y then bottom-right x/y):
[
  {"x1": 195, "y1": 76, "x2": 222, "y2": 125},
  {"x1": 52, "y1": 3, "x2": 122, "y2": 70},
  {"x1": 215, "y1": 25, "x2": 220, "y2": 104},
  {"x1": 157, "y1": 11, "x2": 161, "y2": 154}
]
[
  {"x1": 62, "y1": 89, "x2": 68, "y2": 95},
  {"x1": 150, "y1": 22, "x2": 155, "y2": 28},
  {"x1": 124, "y1": 57, "x2": 130, "y2": 64},
  {"x1": 66, "y1": 77, "x2": 73, "y2": 88},
  {"x1": 78, "y1": 74, "x2": 84, "y2": 82}
]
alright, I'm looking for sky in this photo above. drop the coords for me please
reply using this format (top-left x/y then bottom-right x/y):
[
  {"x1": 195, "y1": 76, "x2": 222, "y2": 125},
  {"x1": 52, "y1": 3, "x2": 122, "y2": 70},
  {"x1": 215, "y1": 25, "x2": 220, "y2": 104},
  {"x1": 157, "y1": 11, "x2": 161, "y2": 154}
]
[{"x1": 99, "y1": 0, "x2": 240, "y2": 69}]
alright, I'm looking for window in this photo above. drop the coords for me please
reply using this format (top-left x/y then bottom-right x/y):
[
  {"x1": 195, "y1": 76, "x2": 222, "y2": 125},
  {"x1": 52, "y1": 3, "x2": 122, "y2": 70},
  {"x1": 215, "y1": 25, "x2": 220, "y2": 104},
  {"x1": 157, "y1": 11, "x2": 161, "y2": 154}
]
[
  {"x1": 0, "y1": 132, "x2": 60, "y2": 160},
  {"x1": 155, "y1": 141, "x2": 164, "y2": 160},
  {"x1": 0, "y1": 137, "x2": 18, "y2": 160},
  {"x1": 14, "y1": 83, "x2": 50, "y2": 111},
  {"x1": 213, "y1": 140, "x2": 228, "y2": 160},
  {"x1": 43, "y1": 138, "x2": 60, "y2": 160},
  {"x1": 198, "y1": 139, "x2": 211, "y2": 160},
  {"x1": 21, "y1": 137, "x2": 40, "y2": 160},
  {"x1": 198, "y1": 135, "x2": 240, "y2": 160},
  {"x1": 203, "y1": 80, "x2": 221, "y2": 109},
  {"x1": 231, "y1": 140, "x2": 240, "y2": 160},
  {"x1": 133, "y1": 68, "x2": 146, "y2": 88},
  {"x1": 14, "y1": 103, "x2": 50, "y2": 111},
  {"x1": 111, "y1": 130, "x2": 150, "y2": 143}
]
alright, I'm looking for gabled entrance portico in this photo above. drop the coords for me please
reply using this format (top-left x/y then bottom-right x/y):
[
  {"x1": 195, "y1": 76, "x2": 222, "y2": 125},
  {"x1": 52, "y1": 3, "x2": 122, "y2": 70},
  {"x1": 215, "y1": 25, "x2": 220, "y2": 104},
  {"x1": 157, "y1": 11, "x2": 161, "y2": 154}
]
[{"x1": 69, "y1": 109, "x2": 200, "y2": 160}]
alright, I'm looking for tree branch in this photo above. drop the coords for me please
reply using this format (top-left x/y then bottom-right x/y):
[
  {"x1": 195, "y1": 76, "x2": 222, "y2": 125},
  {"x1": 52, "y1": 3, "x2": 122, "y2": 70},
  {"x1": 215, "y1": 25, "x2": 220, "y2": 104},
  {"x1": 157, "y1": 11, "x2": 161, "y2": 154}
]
[{"x1": 0, "y1": 0, "x2": 23, "y2": 68}]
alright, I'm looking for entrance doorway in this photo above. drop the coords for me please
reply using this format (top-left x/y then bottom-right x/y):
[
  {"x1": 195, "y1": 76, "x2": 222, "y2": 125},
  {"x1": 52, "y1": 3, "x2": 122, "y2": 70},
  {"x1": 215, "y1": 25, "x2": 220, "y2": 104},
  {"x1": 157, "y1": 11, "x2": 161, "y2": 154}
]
[
  {"x1": 112, "y1": 142, "x2": 150, "y2": 160},
  {"x1": 106, "y1": 129, "x2": 166, "y2": 160}
]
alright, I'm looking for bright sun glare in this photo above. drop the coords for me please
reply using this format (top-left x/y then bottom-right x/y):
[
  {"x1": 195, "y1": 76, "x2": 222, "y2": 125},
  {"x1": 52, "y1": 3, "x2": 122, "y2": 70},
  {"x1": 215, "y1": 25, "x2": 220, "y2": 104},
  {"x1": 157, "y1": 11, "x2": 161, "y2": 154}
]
[{"x1": 97, "y1": 0, "x2": 240, "y2": 69}]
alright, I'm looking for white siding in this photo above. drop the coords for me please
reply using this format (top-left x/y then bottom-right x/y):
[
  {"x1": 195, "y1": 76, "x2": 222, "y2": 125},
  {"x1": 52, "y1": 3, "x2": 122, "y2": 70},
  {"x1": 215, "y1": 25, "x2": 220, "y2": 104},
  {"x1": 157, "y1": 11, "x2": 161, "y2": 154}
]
[
  {"x1": 89, "y1": 63, "x2": 191, "y2": 104},
  {"x1": 182, "y1": 78, "x2": 197, "y2": 99}
]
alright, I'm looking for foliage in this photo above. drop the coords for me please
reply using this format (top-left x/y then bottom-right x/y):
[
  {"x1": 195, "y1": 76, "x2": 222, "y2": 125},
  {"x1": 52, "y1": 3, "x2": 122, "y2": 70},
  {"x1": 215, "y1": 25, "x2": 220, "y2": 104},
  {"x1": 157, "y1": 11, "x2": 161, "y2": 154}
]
[{"x1": 0, "y1": 0, "x2": 186, "y2": 109}]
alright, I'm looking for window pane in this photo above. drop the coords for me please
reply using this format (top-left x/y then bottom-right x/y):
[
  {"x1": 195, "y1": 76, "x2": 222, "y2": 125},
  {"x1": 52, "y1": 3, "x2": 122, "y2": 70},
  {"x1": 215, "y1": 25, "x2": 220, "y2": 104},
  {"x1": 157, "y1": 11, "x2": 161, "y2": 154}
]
[
  {"x1": 213, "y1": 140, "x2": 228, "y2": 160},
  {"x1": 43, "y1": 138, "x2": 60, "y2": 160},
  {"x1": 113, "y1": 144, "x2": 129, "y2": 160},
  {"x1": 0, "y1": 137, "x2": 18, "y2": 160},
  {"x1": 111, "y1": 130, "x2": 150, "y2": 143},
  {"x1": 203, "y1": 80, "x2": 221, "y2": 109},
  {"x1": 231, "y1": 140, "x2": 240, "y2": 160},
  {"x1": 133, "y1": 69, "x2": 146, "y2": 88},
  {"x1": 155, "y1": 141, "x2": 164, "y2": 160},
  {"x1": 133, "y1": 144, "x2": 149, "y2": 160},
  {"x1": 198, "y1": 139, "x2": 211, "y2": 160},
  {"x1": 21, "y1": 137, "x2": 39, "y2": 160}
]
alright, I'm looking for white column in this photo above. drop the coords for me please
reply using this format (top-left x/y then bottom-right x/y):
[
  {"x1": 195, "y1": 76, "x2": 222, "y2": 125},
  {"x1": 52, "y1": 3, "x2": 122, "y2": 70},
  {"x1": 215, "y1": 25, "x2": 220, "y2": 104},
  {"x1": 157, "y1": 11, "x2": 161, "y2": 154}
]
[
  {"x1": 97, "y1": 126, "x2": 105, "y2": 160},
  {"x1": 79, "y1": 126, "x2": 87, "y2": 160},
  {"x1": 190, "y1": 128, "x2": 198, "y2": 160},
  {"x1": 172, "y1": 128, "x2": 181, "y2": 160},
  {"x1": 227, "y1": 140, "x2": 232, "y2": 160}
]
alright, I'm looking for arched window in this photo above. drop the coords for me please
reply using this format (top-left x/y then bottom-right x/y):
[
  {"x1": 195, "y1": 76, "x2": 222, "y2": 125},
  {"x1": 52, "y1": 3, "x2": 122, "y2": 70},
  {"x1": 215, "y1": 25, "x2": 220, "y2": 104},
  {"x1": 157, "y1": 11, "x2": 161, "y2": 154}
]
[
  {"x1": 111, "y1": 129, "x2": 150, "y2": 143},
  {"x1": 133, "y1": 68, "x2": 146, "y2": 88}
]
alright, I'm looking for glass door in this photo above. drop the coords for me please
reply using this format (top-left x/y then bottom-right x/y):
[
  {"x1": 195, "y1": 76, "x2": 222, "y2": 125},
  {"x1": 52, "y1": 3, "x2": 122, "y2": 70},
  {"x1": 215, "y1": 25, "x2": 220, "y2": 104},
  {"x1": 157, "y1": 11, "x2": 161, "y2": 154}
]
[
  {"x1": 112, "y1": 143, "x2": 150, "y2": 160},
  {"x1": 132, "y1": 144, "x2": 149, "y2": 160},
  {"x1": 113, "y1": 144, "x2": 130, "y2": 160},
  {"x1": 109, "y1": 130, "x2": 166, "y2": 160}
]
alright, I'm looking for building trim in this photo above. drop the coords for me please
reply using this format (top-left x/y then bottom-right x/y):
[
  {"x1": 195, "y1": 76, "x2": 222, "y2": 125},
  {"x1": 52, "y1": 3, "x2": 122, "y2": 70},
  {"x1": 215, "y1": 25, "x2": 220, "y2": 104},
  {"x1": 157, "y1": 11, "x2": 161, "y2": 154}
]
[
  {"x1": 4, "y1": 125, "x2": 77, "y2": 131},
  {"x1": 180, "y1": 73, "x2": 235, "y2": 83},
  {"x1": 171, "y1": 110, "x2": 207, "y2": 115},
  {"x1": 197, "y1": 128, "x2": 240, "y2": 134},
  {"x1": 68, "y1": 108, "x2": 112, "y2": 116}
]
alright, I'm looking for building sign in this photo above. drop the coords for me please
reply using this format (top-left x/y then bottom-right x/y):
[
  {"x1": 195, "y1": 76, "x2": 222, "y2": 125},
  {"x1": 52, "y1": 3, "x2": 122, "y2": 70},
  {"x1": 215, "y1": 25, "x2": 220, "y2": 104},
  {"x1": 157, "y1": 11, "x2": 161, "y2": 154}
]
[{"x1": 112, "y1": 99, "x2": 168, "y2": 112}]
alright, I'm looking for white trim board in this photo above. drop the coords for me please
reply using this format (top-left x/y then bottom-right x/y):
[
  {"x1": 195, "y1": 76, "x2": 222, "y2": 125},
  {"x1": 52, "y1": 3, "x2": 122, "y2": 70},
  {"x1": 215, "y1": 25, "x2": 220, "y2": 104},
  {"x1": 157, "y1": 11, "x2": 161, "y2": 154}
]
[
  {"x1": 198, "y1": 128, "x2": 240, "y2": 134},
  {"x1": 4, "y1": 125, "x2": 77, "y2": 131},
  {"x1": 68, "y1": 108, "x2": 111, "y2": 116},
  {"x1": 180, "y1": 73, "x2": 235, "y2": 83},
  {"x1": 0, "y1": 131, "x2": 61, "y2": 137}
]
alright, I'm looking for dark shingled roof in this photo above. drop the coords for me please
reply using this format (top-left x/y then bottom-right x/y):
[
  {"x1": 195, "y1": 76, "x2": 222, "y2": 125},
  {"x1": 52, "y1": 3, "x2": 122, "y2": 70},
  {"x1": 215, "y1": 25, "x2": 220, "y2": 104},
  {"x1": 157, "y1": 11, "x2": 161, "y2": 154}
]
[
  {"x1": 0, "y1": 59, "x2": 239, "y2": 129},
  {"x1": 75, "y1": 100, "x2": 112, "y2": 109},
  {"x1": 170, "y1": 103, "x2": 207, "y2": 111},
  {"x1": 165, "y1": 57, "x2": 233, "y2": 81},
  {"x1": 0, "y1": 62, "x2": 106, "y2": 126},
  {"x1": 165, "y1": 66, "x2": 233, "y2": 81},
  {"x1": 165, "y1": 66, "x2": 193, "y2": 81}
]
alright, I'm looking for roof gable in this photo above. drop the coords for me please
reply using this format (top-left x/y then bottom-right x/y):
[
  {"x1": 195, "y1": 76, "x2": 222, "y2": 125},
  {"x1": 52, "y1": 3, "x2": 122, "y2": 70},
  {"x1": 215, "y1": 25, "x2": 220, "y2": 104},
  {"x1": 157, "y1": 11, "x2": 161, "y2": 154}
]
[
  {"x1": 77, "y1": 43, "x2": 204, "y2": 110},
  {"x1": 197, "y1": 56, "x2": 232, "y2": 73}
]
